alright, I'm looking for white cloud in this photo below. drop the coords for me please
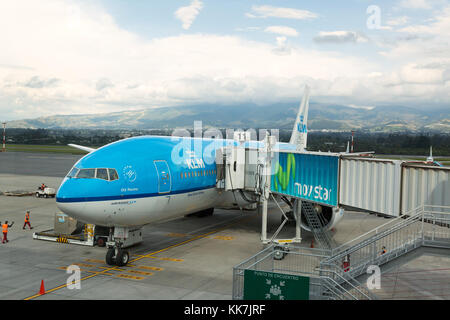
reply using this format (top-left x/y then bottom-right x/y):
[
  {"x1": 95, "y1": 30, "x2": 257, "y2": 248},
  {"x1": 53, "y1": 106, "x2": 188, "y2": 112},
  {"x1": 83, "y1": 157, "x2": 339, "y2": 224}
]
[
  {"x1": 0, "y1": 0, "x2": 449, "y2": 121},
  {"x1": 264, "y1": 26, "x2": 299, "y2": 37},
  {"x1": 175, "y1": 0, "x2": 203, "y2": 30},
  {"x1": 314, "y1": 31, "x2": 369, "y2": 44},
  {"x1": 399, "y1": 0, "x2": 432, "y2": 9},
  {"x1": 246, "y1": 5, "x2": 317, "y2": 20},
  {"x1": 397, "y1": 7, "x2": 450, "y2": 35},
  {"x1": 386, "y1": 16, "x2": 410, "y2": 26}
]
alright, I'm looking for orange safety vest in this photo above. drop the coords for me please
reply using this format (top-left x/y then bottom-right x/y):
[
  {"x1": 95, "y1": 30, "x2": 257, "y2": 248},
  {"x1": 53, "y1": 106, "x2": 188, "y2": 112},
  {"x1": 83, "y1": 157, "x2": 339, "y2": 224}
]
[
  {"x1": 2, "y1": 224, "x2": 7, "y2": 233},
  {"x1": 25, "y1": 213, "x2": 30, "y2": 222}
]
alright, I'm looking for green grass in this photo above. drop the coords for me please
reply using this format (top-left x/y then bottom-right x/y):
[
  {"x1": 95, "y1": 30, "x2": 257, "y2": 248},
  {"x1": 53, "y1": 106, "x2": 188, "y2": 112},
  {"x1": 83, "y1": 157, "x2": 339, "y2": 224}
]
[{"x1": 3, "y1": 144, "x2": 89, "y2": 155}]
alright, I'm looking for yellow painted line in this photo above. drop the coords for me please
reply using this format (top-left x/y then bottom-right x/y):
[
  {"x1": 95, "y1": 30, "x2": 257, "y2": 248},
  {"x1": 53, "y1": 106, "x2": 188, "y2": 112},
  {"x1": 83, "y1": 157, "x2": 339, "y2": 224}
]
[
  {"x1": 159, "y1": 257, "x2": 184, "y2": 262},
  {"x1": 24, "y1": 215, "x2": 250, "y2": 300},
  {"x1": 127, "y1": 270, "x2": 153, "y2": 276},
  {"x1": 167, "y1": 233, "x2": 187, "y2": 237},
  {"x1": 98, "y1": 266, "x2": 125, "y2": 272},
  {"x1": 133, "y1": 254, "x2": 157, "y2": 259},
  {"x1": 24, "y1": 272, "x2": 104, "y2": 300},
  {"x1": 116, "y1": 274, "x2": 144, "y2": 280},
  {"x1": 138, "y1": 266, "x2": 164, "y2": 271},
  {"x1": 213, "y1": 236, "x2": 234, "y2": 240},
  {"x1": 59, "y1": 266, "x2": 114, "y2": 276}
]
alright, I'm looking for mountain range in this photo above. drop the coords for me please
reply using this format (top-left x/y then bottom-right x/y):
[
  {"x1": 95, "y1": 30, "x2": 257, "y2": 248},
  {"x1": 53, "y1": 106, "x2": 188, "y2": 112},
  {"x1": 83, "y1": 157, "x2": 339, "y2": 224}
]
[{"x1": 7, "y1": 103, "x2": 450, "y2": 133}]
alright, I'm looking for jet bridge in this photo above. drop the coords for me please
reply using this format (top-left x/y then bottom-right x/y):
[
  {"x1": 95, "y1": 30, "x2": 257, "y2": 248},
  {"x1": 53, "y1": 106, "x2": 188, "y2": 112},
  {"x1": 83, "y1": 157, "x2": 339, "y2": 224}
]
[{"x1": 217, "y1": 134, "x2": 450, "y2": 249}]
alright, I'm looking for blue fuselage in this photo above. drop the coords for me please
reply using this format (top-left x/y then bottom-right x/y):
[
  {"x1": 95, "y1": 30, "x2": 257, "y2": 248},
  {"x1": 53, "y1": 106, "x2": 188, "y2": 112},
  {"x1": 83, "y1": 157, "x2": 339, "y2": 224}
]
[{"x1": 56, "y1": 135, "x2": 295, "y2": 226}]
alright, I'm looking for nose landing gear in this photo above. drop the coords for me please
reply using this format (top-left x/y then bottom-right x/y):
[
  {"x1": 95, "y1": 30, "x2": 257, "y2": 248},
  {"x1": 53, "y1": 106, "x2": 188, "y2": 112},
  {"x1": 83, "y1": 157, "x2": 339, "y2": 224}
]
[
  {"x1": 105, "y1": 227, "x2": 131, "y2": 267},
  {"x1": 106, "y1": 245, "x2": 130, "y2": 267}
]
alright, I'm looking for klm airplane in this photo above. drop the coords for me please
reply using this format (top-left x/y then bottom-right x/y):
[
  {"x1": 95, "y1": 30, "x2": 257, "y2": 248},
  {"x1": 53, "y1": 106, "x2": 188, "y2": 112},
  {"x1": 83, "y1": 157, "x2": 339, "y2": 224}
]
[{"x1": 56, "y1": 87, "x2": 343, "y2": 266}]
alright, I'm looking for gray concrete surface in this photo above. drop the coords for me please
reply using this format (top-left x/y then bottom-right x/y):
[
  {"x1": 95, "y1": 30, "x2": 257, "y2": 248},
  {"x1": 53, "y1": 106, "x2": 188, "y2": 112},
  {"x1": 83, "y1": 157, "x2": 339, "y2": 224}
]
[{"x1": 0, "y1": 152, "x2": 82, "y2": 177}]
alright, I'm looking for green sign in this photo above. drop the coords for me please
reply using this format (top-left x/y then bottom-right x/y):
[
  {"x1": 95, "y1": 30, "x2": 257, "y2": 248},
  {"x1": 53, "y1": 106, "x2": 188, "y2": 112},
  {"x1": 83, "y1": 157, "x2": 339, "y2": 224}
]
[{"x1": 243, "y1": 270, "x2": 310, "y2": 300}]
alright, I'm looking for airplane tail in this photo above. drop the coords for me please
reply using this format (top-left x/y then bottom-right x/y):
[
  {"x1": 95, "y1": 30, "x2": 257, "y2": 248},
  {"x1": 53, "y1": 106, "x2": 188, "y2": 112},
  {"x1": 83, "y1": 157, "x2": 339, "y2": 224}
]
[{"x1": 289, "y1": 85, "x2": 310, "y2": 151}]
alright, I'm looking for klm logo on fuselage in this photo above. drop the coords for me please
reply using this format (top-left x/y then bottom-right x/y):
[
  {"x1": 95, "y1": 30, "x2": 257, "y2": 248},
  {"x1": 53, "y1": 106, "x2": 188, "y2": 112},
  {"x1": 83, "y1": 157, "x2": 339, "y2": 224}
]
[
  {"x1": 297, "y1": 116, "x2": 307, "y2": 134},
  {"x1": 186, "y1": 158, "x2": 205, "y2": 169}
]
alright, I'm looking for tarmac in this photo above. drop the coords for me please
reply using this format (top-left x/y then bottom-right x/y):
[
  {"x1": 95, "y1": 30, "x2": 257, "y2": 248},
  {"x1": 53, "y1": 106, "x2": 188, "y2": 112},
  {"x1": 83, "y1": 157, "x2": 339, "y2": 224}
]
[{"x1": 0, "y1": 151, "x2": 449, "y2": 300}]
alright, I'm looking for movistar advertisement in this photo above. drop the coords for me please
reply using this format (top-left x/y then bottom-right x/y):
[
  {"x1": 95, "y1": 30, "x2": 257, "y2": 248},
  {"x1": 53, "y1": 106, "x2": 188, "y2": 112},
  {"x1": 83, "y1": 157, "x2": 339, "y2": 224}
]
[{"x1": 271, "y1": 152, "x2": 339, "y2": 207}]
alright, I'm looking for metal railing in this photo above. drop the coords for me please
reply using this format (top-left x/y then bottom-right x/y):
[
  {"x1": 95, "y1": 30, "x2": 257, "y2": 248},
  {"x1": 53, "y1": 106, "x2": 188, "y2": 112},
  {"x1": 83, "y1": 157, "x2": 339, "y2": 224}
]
[
  {"x1": 321, "y1": 205, "x2": 450, "y2": 281},
  {"x1": 233, "y1": 205, "x2": 450, "y2": 300}
]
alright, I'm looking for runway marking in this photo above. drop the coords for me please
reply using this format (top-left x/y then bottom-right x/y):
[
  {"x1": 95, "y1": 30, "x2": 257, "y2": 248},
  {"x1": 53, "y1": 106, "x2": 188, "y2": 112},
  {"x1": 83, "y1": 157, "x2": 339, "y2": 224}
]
[
  {"x1": 23, "y1": 214, "x2": 250, "y2": 300},
  {"x1": 167, "y1": 233, "x2": 187, "y2": 237},
  {"x1": 116, "y1": 274, "x2": 145, "y2": 280},
  {"x1": 127, "y1": 270, "x2": 154, "y2": 276},
  {"x1": 159, "y1": 257, "x2": 183, "y2": 262},
  {"x1": 138, "y1": 266, "x2": 164, "y2": 271},
  {"x1": 132, "y1": 255, "x2": 183, "y2": 262},
  {"x1": 213, "y1": 236, "x2": 234, "y2": 240}
]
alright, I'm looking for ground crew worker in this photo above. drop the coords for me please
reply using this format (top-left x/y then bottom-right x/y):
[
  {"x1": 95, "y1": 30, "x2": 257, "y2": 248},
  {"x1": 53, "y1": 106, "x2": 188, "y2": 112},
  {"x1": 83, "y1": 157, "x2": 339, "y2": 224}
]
[
  {"x1": 2, "y1": 221, "x2": 14, "y2": 243},
  {"x1": 342, "y1": 254, "x2": 350, "y2": 272},
  {"x1": 23, "y1": 211, "x2": 33, "y2": 230}
]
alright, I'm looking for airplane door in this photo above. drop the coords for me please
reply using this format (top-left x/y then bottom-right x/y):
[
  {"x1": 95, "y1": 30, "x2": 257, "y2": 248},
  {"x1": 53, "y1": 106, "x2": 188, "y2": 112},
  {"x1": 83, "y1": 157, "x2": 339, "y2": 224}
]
[{"x1": 154, "y1": 160, "x2": 172, "y2": 194}]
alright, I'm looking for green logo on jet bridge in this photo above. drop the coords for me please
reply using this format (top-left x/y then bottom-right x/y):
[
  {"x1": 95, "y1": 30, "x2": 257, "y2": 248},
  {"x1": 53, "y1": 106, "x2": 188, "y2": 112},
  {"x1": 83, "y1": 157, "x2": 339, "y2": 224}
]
[
  {"x1": 270, "y1": 152, "x2": 339, "y2": 207},
  {"x1": 273, "y1": 153, "x2": 295, "y2": 191}
]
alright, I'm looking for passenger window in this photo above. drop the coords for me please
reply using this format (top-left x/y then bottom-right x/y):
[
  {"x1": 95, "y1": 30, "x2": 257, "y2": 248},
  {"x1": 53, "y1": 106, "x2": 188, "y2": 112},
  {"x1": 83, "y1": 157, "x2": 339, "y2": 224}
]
[
  {"x1": 109, "y1": 169, "x2": 119, "y2": 181},
  {"x1": 77, "y1": 169, "x2": 96, "y2": 179},
  {"x1": 97, "y1": 168, "x2": 109, "y2": 180}
]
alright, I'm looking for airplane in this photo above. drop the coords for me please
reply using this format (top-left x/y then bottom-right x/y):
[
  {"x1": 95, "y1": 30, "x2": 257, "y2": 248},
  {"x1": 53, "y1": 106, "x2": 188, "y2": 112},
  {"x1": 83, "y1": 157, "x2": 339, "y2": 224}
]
[{"x1": 56, "y1": 86, "x2": 344, "y2": 266}]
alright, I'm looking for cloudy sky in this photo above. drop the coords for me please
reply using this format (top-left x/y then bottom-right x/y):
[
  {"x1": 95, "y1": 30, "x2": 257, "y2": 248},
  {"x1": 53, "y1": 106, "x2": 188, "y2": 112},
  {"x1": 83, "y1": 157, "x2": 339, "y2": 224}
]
[{"x1": 0, "y1": 0, "x2": 449, "y2": 120}]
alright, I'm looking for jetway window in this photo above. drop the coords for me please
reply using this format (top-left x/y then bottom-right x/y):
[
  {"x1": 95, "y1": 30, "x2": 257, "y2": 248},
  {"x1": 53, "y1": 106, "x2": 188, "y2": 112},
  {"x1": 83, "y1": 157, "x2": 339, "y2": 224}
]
[
  {"x1": 77, "y1": 169, "x2": 96, "y2": 179},
  {"x1": 96, "y1": 168, "x2": 109, "y2": 180}
]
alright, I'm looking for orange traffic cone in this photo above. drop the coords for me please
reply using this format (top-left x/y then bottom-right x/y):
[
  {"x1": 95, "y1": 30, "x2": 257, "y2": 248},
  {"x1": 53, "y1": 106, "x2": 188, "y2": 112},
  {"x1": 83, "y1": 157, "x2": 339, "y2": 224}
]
[
  {"x1": 39, "y1": 280, "x2": 45, "y2": 295},
  {"x1": 310, "y1": 239, "x2": 314, "y2": 248}
]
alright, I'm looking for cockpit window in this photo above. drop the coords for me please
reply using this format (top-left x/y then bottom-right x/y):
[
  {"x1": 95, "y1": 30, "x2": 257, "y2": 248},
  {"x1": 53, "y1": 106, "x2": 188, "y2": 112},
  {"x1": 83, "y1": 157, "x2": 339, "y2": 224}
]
[
  {"x1": 109, "y1": 168, "x2": 119, "y2": 181},
  {"x1": 96, "y1": 168, "x2": 109, "y2": 180},
  {"x1": 77, "y1": 169, "x2": 96, "y2": 179},
  {"x1": 69, "y1": 168, "x2": 118, "y2": 181},
  {"x1": 67, "y1": 167, "x2": 79, "y2": 178}
]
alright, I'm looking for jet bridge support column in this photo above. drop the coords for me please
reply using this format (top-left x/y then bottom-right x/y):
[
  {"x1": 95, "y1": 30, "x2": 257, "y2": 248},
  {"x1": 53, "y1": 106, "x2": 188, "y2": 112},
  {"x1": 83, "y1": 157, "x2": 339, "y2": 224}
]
[
  {"x1": 260, "y1": 134, "x2": 276, "y2": 244},
  {"x1": 294, "y1": 199, "x2": 302, "y2": 243}
]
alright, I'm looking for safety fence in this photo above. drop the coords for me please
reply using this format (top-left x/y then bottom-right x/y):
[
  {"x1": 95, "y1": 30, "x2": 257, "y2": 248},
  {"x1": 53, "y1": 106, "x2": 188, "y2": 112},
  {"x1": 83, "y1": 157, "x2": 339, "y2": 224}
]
[
  {"x1": 320, "y1": 205, "x2": 450, "y2": 281},
  {"x1": 233, "y1": 205, "x2": 450, "y2": 300}
]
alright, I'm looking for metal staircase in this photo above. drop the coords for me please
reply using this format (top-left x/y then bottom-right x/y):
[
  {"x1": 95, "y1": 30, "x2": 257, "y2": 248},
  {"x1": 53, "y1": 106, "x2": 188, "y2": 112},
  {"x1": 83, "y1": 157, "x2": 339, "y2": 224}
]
[
  {"x1": 302, "y1": 201, "x2": 337, "y2": 249},
  {"x1": 321, "y1": 205, "x2": 450, "y2": 281}
]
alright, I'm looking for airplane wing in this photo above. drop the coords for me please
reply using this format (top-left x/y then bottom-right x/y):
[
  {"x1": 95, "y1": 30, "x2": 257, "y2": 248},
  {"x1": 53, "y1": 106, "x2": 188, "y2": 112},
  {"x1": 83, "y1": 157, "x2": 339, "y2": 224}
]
[{"x1": 68, "y1": 144, "x2": 97, "y2": 153}]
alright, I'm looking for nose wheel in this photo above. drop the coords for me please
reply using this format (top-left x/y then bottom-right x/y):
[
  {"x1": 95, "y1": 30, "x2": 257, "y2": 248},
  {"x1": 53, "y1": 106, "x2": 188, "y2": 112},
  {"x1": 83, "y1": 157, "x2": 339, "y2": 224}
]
[{"x1": 106, "y1": 246, "x2": 130, "y2": 267}]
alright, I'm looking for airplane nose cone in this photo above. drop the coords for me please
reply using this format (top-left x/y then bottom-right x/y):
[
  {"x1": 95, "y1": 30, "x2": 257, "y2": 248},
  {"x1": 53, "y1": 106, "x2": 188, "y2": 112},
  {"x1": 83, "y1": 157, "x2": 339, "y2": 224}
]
[{"x1": 56, "y1": 179, "x2": 87, "y2": 222}]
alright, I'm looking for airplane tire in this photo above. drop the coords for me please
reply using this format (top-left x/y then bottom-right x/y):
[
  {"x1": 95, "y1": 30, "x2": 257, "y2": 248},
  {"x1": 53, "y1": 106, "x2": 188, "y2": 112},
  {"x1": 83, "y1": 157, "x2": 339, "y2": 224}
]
[
  {"x1": 115, "y1": 249, "x2": 130, "y2": 267},
  {"x1": 97, "y1": 237, "x2": 106, "y2": 247},
  {"x1": 106, "y1": 248, "x2": 116, "y2": 266}
]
